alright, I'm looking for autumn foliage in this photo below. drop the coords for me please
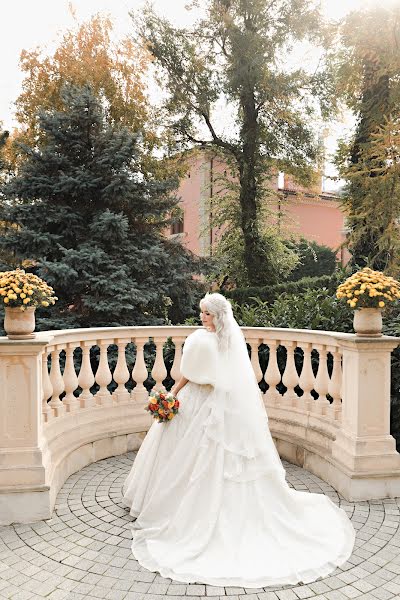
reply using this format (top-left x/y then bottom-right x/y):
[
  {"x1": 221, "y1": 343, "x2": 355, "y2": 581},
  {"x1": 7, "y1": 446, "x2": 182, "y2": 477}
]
[{"x1": 16, "y1": 15, "x2": 150, "y2": 137}]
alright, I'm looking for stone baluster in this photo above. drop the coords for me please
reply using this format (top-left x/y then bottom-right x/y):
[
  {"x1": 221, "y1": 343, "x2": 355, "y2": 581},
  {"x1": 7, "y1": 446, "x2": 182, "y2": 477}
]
[
  {"x1": 151, "y1": 338, "x2": 168, "y2": 392},
  {"x1": 313, "y1": 344, "x2": 331, "y2": 416},
  {"x1": 328, "y1": 347, "x2": 342, "y2": 422},
  {"x1": 113, "y1": 339, "x2": 130, "y2": 403},
  {"x1": 298, "y1": 342, "x2": 315, "y2": 412},
  {"x1": 95, "y1": 341, "x2": 112, "y2": 405},
  {"x1": 281, "y1": 341, "x2": 299, "y2": 407},
  {"x1": 63, "y1": 344, "x2": 80, "y2": 413},
  {"x1": 49, "y1": 347, "x2": 66, "y2": 417},
  {"x1": 78, "y1": 341, "x2": 96, "y2": 408},
  {"x1": 42, "y1": 348, "x2": 54, "y2": 423},
  {"x1": 264, "y1": 340, "x2": 282, "y2": 406},
  {"x1": 249, "y1": 340, "x2": 263, "y2": 387},
  {"x1": 170, "y1": 337, "x2": 184, "y2": 389},
  {"x1": 131, "y1": 338, "x2": 149, "y2": 402}
]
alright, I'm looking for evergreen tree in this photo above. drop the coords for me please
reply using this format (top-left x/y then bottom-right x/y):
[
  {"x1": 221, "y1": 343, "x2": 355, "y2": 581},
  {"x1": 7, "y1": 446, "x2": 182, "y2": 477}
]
[
  {"x1": 344, "y1": 51, "x2": 390, "y2": 271},
  {"x1": 0, "y1": 128, "x2": 10, "y2": 185},
  {"x1": 0, "y1": 129, "x2": 17, "y2": 271},
  {"x1": 0, "y1": 130, "x2": 9, "y2": 165},
  {"x1": 0, "y1": 85, "x2": 202, "y2": 329},
  {"x1": 332, "y1": 6, "x2": 400, "y2": 272}
]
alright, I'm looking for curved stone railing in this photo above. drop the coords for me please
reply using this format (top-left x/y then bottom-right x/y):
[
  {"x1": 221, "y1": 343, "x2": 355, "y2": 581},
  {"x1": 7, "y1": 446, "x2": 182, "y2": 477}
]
[{"x1": 1, "y1": 324, "x2": 400, "y2": 524}]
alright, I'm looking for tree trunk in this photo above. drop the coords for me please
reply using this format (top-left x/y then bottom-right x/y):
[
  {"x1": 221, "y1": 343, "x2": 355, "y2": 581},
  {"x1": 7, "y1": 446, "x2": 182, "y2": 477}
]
[{"x1": 238, "y1": 87, "x2": 265, "y2": 286}]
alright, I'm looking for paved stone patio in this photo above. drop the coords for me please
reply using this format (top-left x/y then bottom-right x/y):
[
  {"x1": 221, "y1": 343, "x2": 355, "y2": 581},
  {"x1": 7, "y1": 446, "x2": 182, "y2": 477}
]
[{"x1": 1, "y1": 454, "x2": 400, "y2": 600}]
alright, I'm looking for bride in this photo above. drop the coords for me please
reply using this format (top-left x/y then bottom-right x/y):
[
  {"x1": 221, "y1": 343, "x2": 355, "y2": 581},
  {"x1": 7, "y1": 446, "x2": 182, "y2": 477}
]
[{"x1": 122, "y1": 293, "x2": 355, "y2": 588}]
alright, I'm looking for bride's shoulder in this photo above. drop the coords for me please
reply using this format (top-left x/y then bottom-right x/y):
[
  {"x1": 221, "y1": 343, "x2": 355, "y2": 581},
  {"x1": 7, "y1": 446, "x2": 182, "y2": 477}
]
[
  {"x1": 185, "y1": 328, "x2": 217, "y2": 346},
  {"x1": 192, "y1": 327, "x2": 208, "y2": 336}
]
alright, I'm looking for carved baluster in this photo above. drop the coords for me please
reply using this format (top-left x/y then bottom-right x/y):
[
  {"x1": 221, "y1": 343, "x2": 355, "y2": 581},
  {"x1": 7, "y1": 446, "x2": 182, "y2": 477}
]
[
  {"x1": 264, "y1": 340, "x2": 282, "y2": 406},
  {"x1": 328, "y1": 347, "x2": 342, "y2": 422},
  {"x1": 63, "y1": 343, "x2": 80, "y2": 412},
  {"x1": 282, "y1": 341, "x2": 299, "y2": 408},
  {"x1": 249, "y1": 340, "x2": 263, "y2": 387},
  {"x1": 298, "y1": 342, "x2": 315, "y2": 412},
  {"x1": 78, "y1": 341, "x2": 96, "y2": 408},
  {"x1": 131, "y1": 338, "x2": 149, "y2": 402},
  {"x1": 151, "y1": 338, "x2": 168, "y2": 392},
  {"x1": 95, "y1": 341, "x2": 112, "y2": 405},
  {"x1": 49, "y1": 347, "x2": 66, "y2": 417},
  {"x1": 42, "y1": 348, "x2": 54, "y2": 422},
  {"x1": 170, "y1": 337, "x2": 184, "y2": 389},
  {"x1": 314, "y1": 344, "x2": 330, "y2": 416},
  {"x1": 113, "y1": 339, "x2": 130, "y2": 403}
]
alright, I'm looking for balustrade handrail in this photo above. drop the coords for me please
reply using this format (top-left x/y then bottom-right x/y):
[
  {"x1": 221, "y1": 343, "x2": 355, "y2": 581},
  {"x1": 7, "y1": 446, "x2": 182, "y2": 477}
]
[{"x1": 8, "y1": 324, "x2": 368, "y2": 349}]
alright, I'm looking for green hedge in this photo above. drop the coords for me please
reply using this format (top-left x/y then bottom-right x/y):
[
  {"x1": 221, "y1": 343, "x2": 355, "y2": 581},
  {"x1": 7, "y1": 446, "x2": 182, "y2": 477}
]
[{"x1": 224, "y1": 273, "x2": 342, "y2": 306}]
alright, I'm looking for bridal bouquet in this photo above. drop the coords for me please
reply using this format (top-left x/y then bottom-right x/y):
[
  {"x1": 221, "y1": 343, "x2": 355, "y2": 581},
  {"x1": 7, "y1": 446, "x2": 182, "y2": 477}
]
[{"x1": 145, "y1": 390, "x2": 179, "y2": 422}]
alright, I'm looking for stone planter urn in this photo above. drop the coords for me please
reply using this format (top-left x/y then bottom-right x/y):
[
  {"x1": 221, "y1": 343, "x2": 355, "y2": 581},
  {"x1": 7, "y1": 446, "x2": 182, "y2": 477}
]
[
  {"x1": 4, "y1": 306, "x2": 36, "y2": 339},
  {"x1": 353, "y1": 307, "x2": 383, "y2": 337}
]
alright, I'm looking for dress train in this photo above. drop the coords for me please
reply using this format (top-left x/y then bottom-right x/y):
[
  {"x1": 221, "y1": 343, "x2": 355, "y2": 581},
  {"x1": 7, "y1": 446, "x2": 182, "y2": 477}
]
[{"x1": 122, "y1": 380, "x2": 356, "y2": 588}]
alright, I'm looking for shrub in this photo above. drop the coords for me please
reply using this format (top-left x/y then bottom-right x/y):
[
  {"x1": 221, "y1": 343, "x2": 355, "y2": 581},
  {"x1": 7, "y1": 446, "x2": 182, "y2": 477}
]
[
  {"x1": 225, "y1": 273, "x2": 343, "y2": 306},
  {"x1": 232, "y1": 289, "x2": 353, "y2": 332},
  {"x1": 283, "y1": 237, "x2": 338, "y2": 281}
]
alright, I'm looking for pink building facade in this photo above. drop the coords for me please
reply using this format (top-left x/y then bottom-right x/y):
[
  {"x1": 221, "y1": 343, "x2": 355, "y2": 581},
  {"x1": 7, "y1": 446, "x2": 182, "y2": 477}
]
[{"x1": 169, "y1": 151, "x2": 349, "y2": 265}]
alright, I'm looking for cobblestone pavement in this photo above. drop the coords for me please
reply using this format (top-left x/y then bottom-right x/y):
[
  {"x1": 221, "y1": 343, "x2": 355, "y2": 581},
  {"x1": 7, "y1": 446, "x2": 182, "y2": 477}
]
[{"x1": 1, "y1": 453, "x2": 400, "y2": 600}]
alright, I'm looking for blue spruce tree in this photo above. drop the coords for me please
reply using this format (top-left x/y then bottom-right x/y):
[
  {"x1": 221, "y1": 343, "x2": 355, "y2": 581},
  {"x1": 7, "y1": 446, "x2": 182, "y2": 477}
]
[{"x1": 0, "y1": 85, "x2": 202, "y2": 329}]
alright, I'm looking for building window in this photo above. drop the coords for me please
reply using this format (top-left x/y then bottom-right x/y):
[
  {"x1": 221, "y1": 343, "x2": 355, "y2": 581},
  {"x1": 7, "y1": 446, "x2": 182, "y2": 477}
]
[{"x1": 171, "y1": 218, "x2": 184, "y2": 235}]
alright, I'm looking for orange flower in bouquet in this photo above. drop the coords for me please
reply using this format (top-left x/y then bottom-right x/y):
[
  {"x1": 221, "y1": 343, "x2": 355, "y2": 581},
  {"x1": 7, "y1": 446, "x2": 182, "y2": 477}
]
[{"x1": 145, "y1": 390, "x2": 180, "y2": 423}]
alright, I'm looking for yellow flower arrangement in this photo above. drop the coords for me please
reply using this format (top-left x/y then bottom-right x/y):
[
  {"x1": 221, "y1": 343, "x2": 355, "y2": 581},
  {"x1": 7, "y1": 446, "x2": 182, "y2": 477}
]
[
  {"x1": 336, "y1": 267, "x2": 400, "y2": 310},
  {"x1": 0, "y1": 269, "x2": 58, "y2": 311}
]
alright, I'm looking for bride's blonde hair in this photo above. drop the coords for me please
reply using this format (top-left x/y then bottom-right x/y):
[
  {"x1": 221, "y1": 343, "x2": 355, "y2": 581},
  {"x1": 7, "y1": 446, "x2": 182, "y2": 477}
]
[{"x1": 199, "y1": 292, "x2": 234, "y2": 350}]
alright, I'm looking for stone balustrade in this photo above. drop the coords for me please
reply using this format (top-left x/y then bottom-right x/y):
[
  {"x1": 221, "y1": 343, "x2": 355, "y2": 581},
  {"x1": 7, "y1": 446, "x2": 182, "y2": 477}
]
[{"x1": 1, "y1": 325, "x2": 400, "y2": 525}]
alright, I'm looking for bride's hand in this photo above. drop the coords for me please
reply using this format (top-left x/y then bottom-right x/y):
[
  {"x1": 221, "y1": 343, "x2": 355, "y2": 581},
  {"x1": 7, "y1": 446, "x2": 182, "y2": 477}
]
[{"x1": 171, "y1": 387, "x2": 178, "y2": 397}]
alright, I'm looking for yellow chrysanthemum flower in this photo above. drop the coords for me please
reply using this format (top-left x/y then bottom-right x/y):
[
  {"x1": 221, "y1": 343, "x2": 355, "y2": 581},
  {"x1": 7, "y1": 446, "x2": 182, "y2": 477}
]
[
  {"x1": 336, "y1": 267, "x2": 400, "y2": 309},
  {"x1": 0, "y1": 269, "x2": 58, "y2": 309}
]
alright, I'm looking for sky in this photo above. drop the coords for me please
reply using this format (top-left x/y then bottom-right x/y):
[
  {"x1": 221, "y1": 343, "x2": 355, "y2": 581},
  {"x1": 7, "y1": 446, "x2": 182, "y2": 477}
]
[
  {"x1": 0, "y1": 0, "x2": 395, "y2": 189},
  {"x1": 0, "y1": 0, "x2": 382, "y2": 130}
]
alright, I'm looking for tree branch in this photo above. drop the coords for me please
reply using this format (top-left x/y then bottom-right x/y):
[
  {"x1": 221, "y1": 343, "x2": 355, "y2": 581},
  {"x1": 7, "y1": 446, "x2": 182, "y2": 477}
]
[{"x1": 200, "y1": 110, "x2": 241, "y2": 159}]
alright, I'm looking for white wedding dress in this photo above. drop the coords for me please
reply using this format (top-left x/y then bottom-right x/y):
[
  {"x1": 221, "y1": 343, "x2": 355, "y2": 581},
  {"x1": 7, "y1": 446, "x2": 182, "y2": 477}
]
[{"x1": 122, "y1": 327, "x2": 356, "y2": 588}]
